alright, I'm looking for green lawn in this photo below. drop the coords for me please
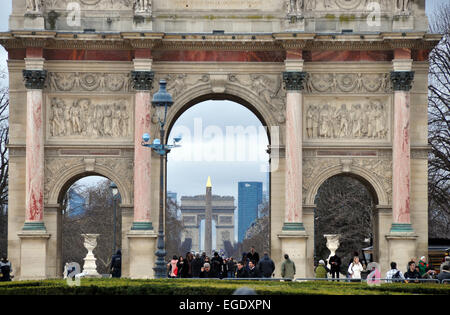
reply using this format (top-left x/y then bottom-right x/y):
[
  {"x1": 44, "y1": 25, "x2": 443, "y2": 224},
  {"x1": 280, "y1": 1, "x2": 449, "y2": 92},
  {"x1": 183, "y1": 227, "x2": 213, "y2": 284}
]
[{"x1": 0, "y1": 278, "x2": 449, "y2": 295}]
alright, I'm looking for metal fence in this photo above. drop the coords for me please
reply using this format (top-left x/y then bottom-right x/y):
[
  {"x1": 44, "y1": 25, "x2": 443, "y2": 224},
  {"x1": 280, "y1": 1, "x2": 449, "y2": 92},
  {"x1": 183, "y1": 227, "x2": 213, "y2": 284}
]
[{"x1": 164, "y1": 277, "x2": 448, "y2": 283}]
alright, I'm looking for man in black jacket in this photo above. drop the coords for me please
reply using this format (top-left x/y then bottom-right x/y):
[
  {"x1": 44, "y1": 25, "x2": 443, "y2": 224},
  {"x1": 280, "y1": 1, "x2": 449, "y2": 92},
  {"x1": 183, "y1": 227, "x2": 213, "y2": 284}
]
[
  {"x1": 404, "y1": 261, "x2": 422, "y2": 283},
  {"x1": 236, "y1": 261, "x2": 248, "y2": 278},
  {"x1": 257, "y1": 252, "x2": 275, "y2": 278},
  {"x1": 248, "y1": 260, "x2": 261, "y2": 278},
  {"x1": 329, "y1": 254, "x2": 342, "y2": 279},
  {"x1": 110, "y1": 250, "x2": 122, "y2": 278},
  {"x1": 191, "y1": 253, "x2": 203, "y2": 278},
  {"x1": 247, "y1": 247, "x2": 260, "y2": 265},
  {"x1": 210, "y1": 252, "x2": 223, "y2": 278}
]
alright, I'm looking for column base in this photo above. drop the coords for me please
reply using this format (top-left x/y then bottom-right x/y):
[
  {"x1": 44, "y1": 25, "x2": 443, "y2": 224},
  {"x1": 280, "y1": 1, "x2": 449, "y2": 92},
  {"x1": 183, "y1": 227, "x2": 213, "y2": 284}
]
[
  {"x1": 278, "y1": 230, "x2": 308, "y2": 278},
  {"x1": 131, "y1": 222, "x2": 154, "y2": 231},
  {"x1": 17, "y1": 230, "x2": 51, "y2": 280},
  {"x1": 282, "y1": 222, "x2": 305, "y2": 231},
  {"x1": 386, "y1": 232, "x2": 418, "y2": 273},
  {"x1": 22, "y1": 221, "x2": 46, "y2": 231},
  {"x1": 390, "y1": 223, "x2": 414, "y2": 233},
  {"x1": 127, "y1": 230, "x2": 158, "y2": 279}
]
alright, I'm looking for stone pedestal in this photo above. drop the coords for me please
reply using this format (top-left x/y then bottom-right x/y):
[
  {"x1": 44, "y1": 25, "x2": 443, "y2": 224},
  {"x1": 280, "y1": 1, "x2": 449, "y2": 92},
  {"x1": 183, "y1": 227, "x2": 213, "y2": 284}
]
[
  {"x1": 386, "y1": 233, "x2": 418, "y2": 272},
  {"x1": 127, "y1": 230, "x2": 158, "y2": 279},
  {"x1": 17, "y1": 231, "x2": 50, "y2": 280},
  {"x1": 81, "y1": 234, "x2": 101, "y2": 278},
  {"x1": 278, "y1": 231, "x2": 308, "y2": 278}
]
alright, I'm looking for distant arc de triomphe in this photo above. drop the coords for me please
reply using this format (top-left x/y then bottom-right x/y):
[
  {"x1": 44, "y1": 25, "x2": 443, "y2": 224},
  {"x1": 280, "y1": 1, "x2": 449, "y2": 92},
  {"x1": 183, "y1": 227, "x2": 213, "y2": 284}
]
[{"x1": 1, "y1": 0, "x2": 440, "y2": 279}]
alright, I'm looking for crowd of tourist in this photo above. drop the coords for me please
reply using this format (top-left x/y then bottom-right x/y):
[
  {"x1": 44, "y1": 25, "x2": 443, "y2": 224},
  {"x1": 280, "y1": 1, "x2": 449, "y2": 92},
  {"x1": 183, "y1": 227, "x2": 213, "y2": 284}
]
[{"x1": 166, "y1": 246, "x2": 284, "y2": 279}]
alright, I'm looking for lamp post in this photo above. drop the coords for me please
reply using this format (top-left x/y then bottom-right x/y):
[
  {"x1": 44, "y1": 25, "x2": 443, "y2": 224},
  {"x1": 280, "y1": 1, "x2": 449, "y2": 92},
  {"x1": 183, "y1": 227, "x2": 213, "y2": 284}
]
[
  {"x1": 141, "y1": 79, "x2": 181, "y2": 279},
  {"x1": 110, "y1": 182, "x2": 119, "y2": 255}
]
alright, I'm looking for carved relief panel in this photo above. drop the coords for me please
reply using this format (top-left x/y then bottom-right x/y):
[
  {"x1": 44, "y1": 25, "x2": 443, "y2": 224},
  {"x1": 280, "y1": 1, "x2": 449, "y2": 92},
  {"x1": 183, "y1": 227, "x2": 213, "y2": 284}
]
[
  {"x1": 46, "y1": 71, "x2": 133, "y2": 143},
  {"x1": 46, "y1": 95, "x2": 133, "y2": 142},
  {"x1": 304, "y1": 96, "x2": 391, "y2": 143}
]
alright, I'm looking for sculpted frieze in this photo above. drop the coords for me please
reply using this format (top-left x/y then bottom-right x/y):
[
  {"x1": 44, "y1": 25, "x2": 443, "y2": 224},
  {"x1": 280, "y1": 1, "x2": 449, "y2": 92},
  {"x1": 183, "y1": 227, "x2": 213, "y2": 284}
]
[
  {"x1": 304, "y1": 97, "x2": 390, "y2": 141},
  {"x1": 48, "y1": 72, "x2": 131, "y2": 93},
  {"x1": 286, "y1": 0, "x2": 403, "y2": 14},
  {"x1": 44, "y1": 0, "x2": 133, "y2": 10},
  {"x1": 305, "y1": 73, "x2": 392, "y2": 94},
  {"x1": 48, "y1": 96, "x2": 132, "y2": 139}
]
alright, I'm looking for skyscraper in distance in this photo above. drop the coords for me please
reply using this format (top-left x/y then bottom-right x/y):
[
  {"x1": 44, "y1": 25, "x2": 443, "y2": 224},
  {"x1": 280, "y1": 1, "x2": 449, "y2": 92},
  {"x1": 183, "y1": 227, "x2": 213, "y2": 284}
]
[{"x1": 238, "y1": 181, "x2": 263, "y2": 243}]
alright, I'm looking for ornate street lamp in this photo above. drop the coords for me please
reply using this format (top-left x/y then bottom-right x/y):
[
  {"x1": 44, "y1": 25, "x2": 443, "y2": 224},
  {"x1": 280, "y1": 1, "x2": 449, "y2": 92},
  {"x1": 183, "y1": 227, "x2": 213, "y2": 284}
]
[
  {"x1": 142, "y1": 80, "x2": 181, "y2": 279},
  {"x1": 109, "y1": 182, "x2": 119, "y2": 255}
]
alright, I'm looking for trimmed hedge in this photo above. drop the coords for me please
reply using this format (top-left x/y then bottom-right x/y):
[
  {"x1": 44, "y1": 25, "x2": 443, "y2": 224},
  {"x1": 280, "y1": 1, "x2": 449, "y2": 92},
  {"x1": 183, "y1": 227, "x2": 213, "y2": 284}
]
[{"x1": 0, "y1": 278, "x2": 449, "y2": 295}]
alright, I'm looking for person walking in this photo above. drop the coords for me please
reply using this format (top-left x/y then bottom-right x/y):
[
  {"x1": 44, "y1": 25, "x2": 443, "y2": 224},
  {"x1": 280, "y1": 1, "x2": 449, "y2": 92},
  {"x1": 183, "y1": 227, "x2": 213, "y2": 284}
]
[
  {"x1": 315, "y1": 260, "x2": 329, "y2": 279},
  {"x1": 177, "y1": 256, "x2": 187, "y2": 278},
  {"x1": 329, "y1": 253, "x2": 342, "y2": 279},
  {"x1": 191, "y1": 253, "x2": 203, "y2": 278},
  {"x1": 180, "y1": 253, "x2": 193, "y2": 278},
  {"x1": 0, "y1": 257, "x2": 12, "y2": 282},
  {"x1": 257, "y1": 252, "x2": 275, "y2": 278},
  {"x1": 236, "y1": 261, "x2": 248, "y2": 278},
  {"x1": 281, "y1": 254, "x2": 296, "y2": 280},
  {"x1": 386, "y1": 262, "x2": 405, "y2": 283},
  {"x1": 347, "y1": 256, "x2": 364, "y2": 282},
  {"x1": 109, "y1": 250, "x2": 122, "y2": 278}
]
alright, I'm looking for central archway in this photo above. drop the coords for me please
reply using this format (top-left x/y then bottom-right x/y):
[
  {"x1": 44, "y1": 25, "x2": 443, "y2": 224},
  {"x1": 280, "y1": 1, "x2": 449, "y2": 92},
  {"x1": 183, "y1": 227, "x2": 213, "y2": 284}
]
[{"x1": 165, "y1": 94, "x2": 272, "y2": 268}]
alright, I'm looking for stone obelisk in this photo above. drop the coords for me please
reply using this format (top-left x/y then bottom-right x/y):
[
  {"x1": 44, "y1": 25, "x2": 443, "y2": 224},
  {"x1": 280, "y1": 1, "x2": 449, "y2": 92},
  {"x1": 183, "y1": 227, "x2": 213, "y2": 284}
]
[{"x1": 205, "y1": 176, "x2": 212, "y2": 256}]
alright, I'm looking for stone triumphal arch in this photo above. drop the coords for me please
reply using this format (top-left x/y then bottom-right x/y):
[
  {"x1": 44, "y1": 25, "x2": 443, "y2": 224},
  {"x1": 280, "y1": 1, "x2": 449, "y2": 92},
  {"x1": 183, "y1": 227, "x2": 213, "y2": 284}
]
[{"x1": 1, "y1": 0, "x2": 440, "y2": 279}]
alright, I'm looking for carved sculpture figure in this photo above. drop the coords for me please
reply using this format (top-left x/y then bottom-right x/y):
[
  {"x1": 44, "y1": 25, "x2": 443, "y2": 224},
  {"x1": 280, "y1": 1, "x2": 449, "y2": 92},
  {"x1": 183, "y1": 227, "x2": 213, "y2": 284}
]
[
  {"x1": 306, "y1": 100, "x2": 388, "y2": 140},
  {"x1": 26, "y1": 0, "x2": 42, "y2": 13},
  {"x1": 396, "y1": 0, "x2": 411, "y2": 12},
  {"x1": 134, "y1": 0, "x2": 152, "y2": 14},
  {"x1": 49, "y1": 98, "x2": 130, "y2": 138}
]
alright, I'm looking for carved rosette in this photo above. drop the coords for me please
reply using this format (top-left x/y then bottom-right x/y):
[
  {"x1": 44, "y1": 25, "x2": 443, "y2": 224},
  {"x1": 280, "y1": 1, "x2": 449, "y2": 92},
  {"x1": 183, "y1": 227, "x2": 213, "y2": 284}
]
[
  {"x1": 131, "y1": 71, "x2": 155, "y2": 91},
  {"x1": 283, "y1": 71, "x2": 308, "y2": 91},
  {"x1": 23, "y1": 70, "x2": 47, "y2": 90},
  {"x1": 390, "y1": 71, "x2": 415, "y2": 92}
]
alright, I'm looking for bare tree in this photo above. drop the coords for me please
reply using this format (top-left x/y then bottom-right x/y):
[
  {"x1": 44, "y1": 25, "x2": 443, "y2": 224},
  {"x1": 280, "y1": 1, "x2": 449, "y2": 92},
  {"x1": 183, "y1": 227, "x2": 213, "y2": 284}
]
[
  {"x1": 0, "y1": 84, "x2": 8, "y2": 258},
  {"x1": 314, "y1": 176, "x2": 374, "y2": 270},
  {"x1": 62, "y1": 179, "x2": 121, "y2": 274},
  {"x1": 428, "y1": 4, "x2": 450, "y2": 239},
  {"x1": 165, "y1": 198, "x2": 184, "y2": 260}
]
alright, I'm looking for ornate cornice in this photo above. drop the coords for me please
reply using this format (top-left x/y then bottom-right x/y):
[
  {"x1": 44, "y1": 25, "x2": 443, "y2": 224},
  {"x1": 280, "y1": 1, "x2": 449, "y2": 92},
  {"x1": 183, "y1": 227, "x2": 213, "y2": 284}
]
[
  {"x1": 131, "y1": 71, "x2": 154, "y2": 91},
  {"x1": 0, "y1": 32, "x2": 441, "y2": 52},
  {"x1": 390, "y1": 71, "x2": 415, "y2": 91},
  {"x1": 23, "y1": 70, "x2": 47, "y2": 89},
  {"x1": 283, "y1": 71, "x2": 308, "y2": 91}
]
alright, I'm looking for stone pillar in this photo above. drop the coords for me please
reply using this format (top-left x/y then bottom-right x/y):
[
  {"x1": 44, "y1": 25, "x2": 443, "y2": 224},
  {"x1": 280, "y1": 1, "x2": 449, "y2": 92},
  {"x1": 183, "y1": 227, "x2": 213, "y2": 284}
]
[
  {"x1": 18, "y1": 54, "x2": 51, "y2": 280},
  {"x1": 205, "y1": 176, "x2": 213, "y2": 256},
  {"x1": 128, "y1": 55, "x2": 158, "y2": 279},
  {"x1": 278, "y1": 53, "x2": 309, "y2": 279},
  {"x1": 386, "y1": 50, "x2": 417, "y2": 271}
]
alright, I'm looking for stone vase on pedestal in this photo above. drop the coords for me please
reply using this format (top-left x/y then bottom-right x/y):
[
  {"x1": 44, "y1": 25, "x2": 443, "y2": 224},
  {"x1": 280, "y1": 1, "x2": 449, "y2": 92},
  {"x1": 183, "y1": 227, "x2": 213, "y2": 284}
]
[
  {"x1": 81, "y1": 234, "x2": 101, "y2": 278},
  {"x1": 324, "y1": 234, "x2": 341, "y2": 270}
]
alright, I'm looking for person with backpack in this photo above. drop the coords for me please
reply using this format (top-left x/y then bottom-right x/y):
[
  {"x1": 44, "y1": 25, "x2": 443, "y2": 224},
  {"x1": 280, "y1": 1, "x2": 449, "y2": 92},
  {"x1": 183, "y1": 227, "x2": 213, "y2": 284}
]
[
  {"x1": 109, "y1": 250, "x2": 122, "y2": 278},
  {"x1": 386, "y1": 262, "x2": 404, "y2": 283},
  {"x1": 0, "y1": 257, "x2": 12, "y2": 281}
]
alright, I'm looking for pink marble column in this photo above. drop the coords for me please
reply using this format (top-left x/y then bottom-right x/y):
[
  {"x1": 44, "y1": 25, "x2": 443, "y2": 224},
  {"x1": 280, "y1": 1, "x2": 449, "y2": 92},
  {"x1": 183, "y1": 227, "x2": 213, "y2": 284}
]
[
  {"x1": 390, "y1": 71, "x2": 414, "y2": 232},
  {"x1": 23, "y1": 69, "x2": 47, "y2": 230},
  {"x1": 131, "y1": 71, "x2": 154, "y2": 230},
  {"x1": 282, "y1": 71, "x2": 307, "y2": 231}
]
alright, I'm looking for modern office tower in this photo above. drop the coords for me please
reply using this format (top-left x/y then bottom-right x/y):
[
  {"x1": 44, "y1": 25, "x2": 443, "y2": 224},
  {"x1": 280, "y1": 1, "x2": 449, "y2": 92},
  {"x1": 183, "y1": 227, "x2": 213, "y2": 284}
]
[{"x1": 238, "y1": 182, "x2": 263, "y2": 242}]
